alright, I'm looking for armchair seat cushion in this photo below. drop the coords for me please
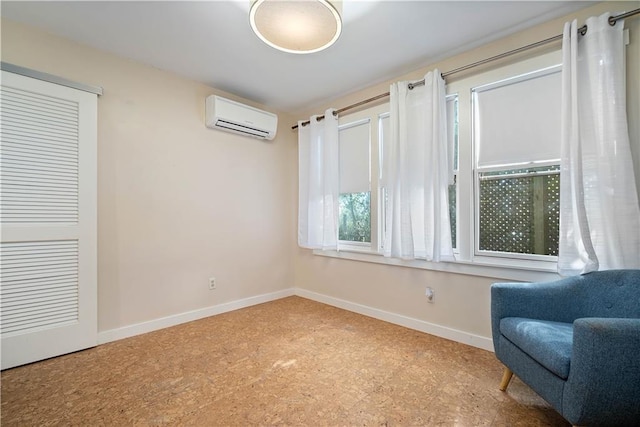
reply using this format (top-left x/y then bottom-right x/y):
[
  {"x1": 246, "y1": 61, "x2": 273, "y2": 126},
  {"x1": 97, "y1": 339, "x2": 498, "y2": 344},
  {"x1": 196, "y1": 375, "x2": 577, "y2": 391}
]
[{"x1": 500, "y1": 317, "x2": 573, "y2": 379}]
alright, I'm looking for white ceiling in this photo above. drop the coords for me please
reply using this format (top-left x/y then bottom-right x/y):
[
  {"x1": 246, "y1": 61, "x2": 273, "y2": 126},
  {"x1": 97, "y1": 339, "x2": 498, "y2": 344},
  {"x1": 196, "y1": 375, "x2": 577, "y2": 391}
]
[{"x1": 1, "y1": 1, "x2": 597, "y2": 114}]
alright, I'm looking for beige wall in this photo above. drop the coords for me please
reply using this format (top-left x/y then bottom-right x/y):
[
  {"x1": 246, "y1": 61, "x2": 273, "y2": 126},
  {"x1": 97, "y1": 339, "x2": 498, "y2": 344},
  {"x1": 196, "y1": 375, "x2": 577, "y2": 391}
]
[
  {"x1": 1, "y1": 19, "x2": 298, "y2": 332},
  {"x1": 292, "y1": 1, "x2": 640, "y2": 341}
]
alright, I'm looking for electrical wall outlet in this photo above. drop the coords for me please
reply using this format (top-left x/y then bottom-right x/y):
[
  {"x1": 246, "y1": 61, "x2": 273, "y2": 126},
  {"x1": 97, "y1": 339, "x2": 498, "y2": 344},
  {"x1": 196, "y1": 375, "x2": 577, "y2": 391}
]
[
  {"x1": 209, "y1": 277, "x2": 217, "y2": 290},
  {"x1": 425, "y1": 287, "x2": 435, "y2": 303}
]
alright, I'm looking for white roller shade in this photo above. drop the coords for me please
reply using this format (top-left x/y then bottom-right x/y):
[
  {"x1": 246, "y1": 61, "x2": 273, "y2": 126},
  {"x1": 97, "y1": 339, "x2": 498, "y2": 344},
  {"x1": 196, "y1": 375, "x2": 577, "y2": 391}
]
[
  {"x1": 474, "y1": 66, "x2": 561, "y2": 168},
  {"x1": 339, "y1": 119, "x2": 370, "y2": 194},
  {"x1": 379, "y1": 113, "x2": 390, "y2": 181},
  {"x1": 446, "y1": 95, "x2": 458, "y2": 173}
]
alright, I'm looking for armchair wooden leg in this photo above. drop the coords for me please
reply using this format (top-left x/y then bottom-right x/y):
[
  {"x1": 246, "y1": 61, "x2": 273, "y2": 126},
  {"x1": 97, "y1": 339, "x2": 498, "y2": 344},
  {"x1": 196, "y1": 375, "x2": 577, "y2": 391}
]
[{"x1": 499, "y1": 367, "x2": 514, "y2": 391}]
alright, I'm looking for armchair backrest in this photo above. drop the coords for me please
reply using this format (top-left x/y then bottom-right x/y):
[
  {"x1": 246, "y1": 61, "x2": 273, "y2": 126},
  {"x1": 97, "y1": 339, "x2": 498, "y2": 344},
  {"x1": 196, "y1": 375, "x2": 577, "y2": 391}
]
[{"x1": 569, "y1": 269, "x2": 640, "y2": 319}]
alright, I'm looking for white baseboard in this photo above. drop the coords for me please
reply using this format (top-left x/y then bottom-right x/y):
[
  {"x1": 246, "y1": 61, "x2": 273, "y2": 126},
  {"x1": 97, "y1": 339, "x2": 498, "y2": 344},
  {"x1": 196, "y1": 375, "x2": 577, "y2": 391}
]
[
  {"x1": 294, "y1": 288, "x2": 494, "y2": 352},
  {"x1": 98, "y1": 287, "x2": 493, "y2": 353},
  {"x1": 97, "y1": 288, "x2": 295, "y2": 345}
]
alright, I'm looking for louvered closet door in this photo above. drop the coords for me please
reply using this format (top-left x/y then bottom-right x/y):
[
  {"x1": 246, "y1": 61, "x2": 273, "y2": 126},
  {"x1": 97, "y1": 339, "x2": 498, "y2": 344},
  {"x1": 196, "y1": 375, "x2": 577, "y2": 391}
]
[{"x1": 0, "y1": 70, "x2": 97, "y2": 370}]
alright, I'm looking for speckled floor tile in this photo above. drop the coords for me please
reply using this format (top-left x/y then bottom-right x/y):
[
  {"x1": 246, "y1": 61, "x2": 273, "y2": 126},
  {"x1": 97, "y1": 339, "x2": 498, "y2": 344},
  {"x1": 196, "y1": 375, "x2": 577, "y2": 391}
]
[{"x1": 1, "y1": 296, "x2": 569, "y2": 426}]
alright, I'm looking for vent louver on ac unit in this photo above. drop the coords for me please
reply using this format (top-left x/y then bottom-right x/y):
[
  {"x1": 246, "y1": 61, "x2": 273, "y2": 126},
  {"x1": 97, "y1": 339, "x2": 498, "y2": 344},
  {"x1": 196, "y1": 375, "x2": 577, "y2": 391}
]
[
  {"x1": 205, "y1": 95, "x2": 277, "y2": 140},
  {"x1": 215, "y1": 119, "x2": 270, "y2": 138}
]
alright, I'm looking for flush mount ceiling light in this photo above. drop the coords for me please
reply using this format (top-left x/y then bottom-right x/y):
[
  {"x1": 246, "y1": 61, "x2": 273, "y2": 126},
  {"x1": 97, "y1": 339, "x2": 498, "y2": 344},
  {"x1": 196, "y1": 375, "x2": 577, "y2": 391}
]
[{"x1": 250, "y1": 0, "x2": 342, "y2": 54}]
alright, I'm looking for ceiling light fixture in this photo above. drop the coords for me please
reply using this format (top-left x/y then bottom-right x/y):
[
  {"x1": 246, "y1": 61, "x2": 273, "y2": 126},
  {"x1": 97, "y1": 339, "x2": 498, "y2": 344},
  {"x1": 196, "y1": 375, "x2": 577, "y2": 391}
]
[{"x1": 249, "y1": 0, "x2": 342, "y2": 54}]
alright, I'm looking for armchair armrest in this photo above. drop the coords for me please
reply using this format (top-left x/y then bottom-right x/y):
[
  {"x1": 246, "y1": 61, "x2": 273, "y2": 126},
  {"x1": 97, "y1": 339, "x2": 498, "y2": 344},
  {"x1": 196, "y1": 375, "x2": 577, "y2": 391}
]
[{"x1": 563, "y1": 318, "x2": 640, "y2": 425}]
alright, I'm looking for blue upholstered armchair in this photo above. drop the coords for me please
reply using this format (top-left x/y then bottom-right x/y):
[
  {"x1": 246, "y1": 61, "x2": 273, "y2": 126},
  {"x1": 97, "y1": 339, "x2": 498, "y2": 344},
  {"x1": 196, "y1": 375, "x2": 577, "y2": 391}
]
[{"x1": 491, "y1": 269, "x2": 640, "y2": 426}]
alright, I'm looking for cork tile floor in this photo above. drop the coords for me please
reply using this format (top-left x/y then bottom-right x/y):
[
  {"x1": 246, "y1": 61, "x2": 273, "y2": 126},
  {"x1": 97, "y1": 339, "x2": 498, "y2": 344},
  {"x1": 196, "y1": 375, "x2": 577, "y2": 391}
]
[{"x1": 1, "y1": 296, "x2": 569, "y2": 426}]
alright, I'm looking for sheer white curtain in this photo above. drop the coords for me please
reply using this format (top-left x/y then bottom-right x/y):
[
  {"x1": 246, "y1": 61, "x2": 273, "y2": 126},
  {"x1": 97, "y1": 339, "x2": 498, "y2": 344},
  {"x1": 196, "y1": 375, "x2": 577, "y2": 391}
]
[
  {"x1": 383, "y1": 70, "x2": 454, "y2": 261},
  {"x1": 559, "y1": 14, "x2": 640, "y2": 275},
  {"x1": 298, "y1": 109, "x2": 340, "y2": 250}
]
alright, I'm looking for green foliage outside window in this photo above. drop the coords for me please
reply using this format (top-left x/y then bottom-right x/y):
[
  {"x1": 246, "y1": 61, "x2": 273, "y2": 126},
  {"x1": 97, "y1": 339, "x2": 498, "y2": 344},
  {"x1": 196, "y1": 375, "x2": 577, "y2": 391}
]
[{"x1": 339, "y1": 192, "x2": 371, "y2": 243}]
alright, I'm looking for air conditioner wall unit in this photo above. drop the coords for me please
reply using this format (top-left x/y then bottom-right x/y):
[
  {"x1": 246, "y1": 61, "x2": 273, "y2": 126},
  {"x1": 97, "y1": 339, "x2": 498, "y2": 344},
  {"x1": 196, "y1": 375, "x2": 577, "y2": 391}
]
[{"x1": 205, "y1": 95, "x2": 277, "y2": 140}]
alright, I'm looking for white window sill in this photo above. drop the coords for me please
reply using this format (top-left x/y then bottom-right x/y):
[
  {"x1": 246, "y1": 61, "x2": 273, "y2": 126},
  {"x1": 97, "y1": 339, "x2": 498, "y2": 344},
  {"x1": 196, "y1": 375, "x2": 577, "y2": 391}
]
[{"x1": 312, "y1": 248, "x2": 561, "y2": 282}]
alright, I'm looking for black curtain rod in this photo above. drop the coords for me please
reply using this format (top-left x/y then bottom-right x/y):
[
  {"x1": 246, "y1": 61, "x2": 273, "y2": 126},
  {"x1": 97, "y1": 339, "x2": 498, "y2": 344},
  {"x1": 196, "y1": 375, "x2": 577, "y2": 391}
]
[{"x1": 292, "y1": 8, "x2": 640, "y2": 131}]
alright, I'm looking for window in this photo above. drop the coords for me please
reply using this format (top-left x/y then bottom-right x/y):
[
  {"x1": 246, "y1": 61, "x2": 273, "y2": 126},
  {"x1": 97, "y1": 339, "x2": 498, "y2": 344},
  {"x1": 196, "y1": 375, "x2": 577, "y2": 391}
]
[
  {"x1": 338, "y1": 105, "x2": 387, "y2": 250},
  {"x1": 446, "y1": 95, "x2": 459, "y2": 249},
  {"x1": 339, "y1": 119, "x2": 371, "y2": 244},
  {"x1": 472, "y1": 65, "x2": 561, "y2": 258}
]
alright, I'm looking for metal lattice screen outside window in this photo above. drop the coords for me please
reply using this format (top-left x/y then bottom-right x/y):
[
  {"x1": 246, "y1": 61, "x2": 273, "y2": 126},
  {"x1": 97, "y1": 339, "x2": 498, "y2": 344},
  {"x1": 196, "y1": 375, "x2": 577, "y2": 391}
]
[{"x1": 478, "y1": 166, "x2": 559, "y2": 256}]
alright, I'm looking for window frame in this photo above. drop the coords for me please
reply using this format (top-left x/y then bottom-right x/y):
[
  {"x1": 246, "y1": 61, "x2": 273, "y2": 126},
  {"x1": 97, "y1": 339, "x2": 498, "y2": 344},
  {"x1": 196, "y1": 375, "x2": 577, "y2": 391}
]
[
  {"x1": 451, "y1": 49, "x2": 563, "y2": 272},
  {"x1": 336, "y1": 104, "x2": 388, "y2": 252},
  {"x1": 469, "y1": 65, "x2": 563, "y2": 263},
  {"x1": 446, "y1": 94, "x2": 459, "y2": 252}
]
